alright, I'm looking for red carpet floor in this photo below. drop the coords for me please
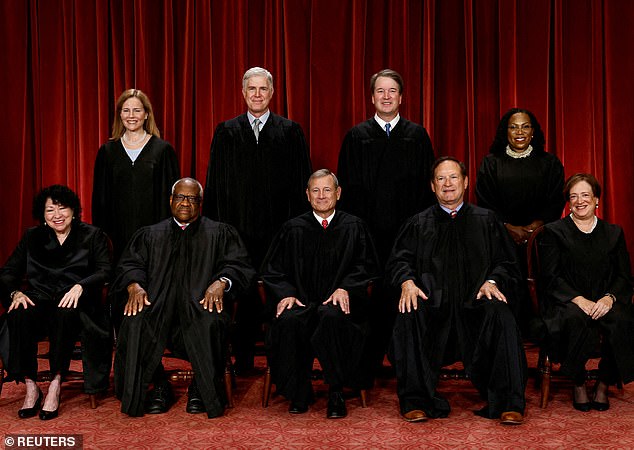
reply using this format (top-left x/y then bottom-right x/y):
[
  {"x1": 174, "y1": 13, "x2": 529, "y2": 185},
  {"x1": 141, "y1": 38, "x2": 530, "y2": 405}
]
[{"x1": 1, "y1": 344, "x2": 633, "y2": 449}]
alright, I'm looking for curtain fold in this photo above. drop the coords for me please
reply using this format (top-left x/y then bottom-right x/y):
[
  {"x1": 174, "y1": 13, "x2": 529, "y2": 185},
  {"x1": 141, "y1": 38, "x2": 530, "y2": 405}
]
[{"x1": 1, "y1": 0, "x2": 633, "y2": 261}]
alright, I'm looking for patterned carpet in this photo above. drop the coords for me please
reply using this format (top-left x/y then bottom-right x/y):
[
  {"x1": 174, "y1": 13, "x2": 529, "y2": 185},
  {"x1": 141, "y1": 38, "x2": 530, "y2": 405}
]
[{"x1": 1, "y1": 345, "x2": 633, "y2": 449}]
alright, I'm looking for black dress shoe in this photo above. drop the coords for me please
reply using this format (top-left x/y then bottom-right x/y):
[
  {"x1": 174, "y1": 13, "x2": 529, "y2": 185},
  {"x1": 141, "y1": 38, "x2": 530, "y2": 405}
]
[
  {"x1": 327, "y1": 391, "x2": 347, "y2": 419},
  {"x1": 186, "y1": 381, "x2": 206, "y2": 414},
  {"x1": 145, "y1": 383, "x2": 174, "y2": 414},
  {"x1": 288, "y1": 402, "x2": 309, "y2": 414},
  {"x1": 18, "y1": 389, "x2": 43, "y2": 419}
]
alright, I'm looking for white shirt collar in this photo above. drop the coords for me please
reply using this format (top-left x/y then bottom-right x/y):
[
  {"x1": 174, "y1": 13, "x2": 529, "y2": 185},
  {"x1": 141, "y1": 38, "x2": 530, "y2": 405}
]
[
  {"x1": 439, "y1": 202, "x2": 464, "y2": 215},
  {"x1": 247, "y1": 110, "x2": 270, "y2": 128},
  {"x1": 313, "y1": 210, "x2": 336, "y2": 226},
  {"x1": 374, "y1": 113, "x2": 400, "y2": 131},
  {"x1": 173, "y1": 218, "x2": 189, "y2": 229}
]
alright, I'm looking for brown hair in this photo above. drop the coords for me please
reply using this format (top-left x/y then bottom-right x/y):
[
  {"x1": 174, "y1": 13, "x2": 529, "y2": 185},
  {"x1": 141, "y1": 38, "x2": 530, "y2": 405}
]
[
  {"x1": 563, "y1": 173, "x2": 602, "y2": 200},
  {"x1": 370, "y1": 69, "x2": 403, "y2": 93},
  {"x1": 111, "y1": 89, "x2": 161, "y2": 139}
]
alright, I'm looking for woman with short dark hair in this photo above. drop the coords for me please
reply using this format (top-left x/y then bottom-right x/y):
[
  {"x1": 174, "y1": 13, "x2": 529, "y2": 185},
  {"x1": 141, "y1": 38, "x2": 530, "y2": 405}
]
[
  {"x1": 0, "y1": 185, "x2": 112, "y2": 420},
  {"x1": 539, "y1": 174, "x2": 634, "y2": 411}
]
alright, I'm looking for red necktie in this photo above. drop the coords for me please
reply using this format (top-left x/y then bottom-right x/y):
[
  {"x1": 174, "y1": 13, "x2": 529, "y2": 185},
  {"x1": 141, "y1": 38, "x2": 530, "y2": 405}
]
[
  {"x1": 322, "y1": 219, "x2": 328, "y2": 229},
  {"x1": 450, "y1": 210, "x2": 457, "y2": 219},
  {"x1": 181, "y1": 224, "x2": 187, "y2": 230}
]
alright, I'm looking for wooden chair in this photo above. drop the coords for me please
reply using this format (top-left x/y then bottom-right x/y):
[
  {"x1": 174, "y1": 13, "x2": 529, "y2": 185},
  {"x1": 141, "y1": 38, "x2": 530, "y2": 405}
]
[
  {"x1": 526, "y1": 225, "x2": 603, "y2": 408},
  {"x1": 258, "y1": 281, "x2": 368, "y2": 408}
]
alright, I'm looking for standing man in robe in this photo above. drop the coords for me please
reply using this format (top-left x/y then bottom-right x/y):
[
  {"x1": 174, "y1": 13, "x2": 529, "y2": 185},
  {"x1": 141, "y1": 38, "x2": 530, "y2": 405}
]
[
  {"x1": 204, "y1": 67, "x2": 312, "y2": 372},
  {"x1": 261, "y1": 169, "x2": 380, "y2": 418},
  {"x1": 388, "y1": 157, "x2": 527, "y2": 424},
  {"x1": 113, "y1": 178, "x2": 255, "y2": 418},
  {"x1": 337, "y1": 69, "x2": 436, "y2": 372}
]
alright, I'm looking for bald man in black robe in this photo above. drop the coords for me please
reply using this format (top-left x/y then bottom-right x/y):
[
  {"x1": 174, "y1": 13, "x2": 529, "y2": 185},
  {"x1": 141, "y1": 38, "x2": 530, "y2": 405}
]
[
  {"x1": 388, "y1": 157, "x2": 527, "y2": 425},
  {"x1": 261, "y1": 170, "x2": 380, "y2": 418},
  {"x1": 113, "y1": 178, "x2": 255, "y2": 418}
]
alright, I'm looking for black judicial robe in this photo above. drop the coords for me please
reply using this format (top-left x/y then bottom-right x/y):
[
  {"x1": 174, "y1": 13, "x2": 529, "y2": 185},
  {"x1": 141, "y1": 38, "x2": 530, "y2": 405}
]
[
  {"x1": 92, "y1": 136, "x2": 180, "y2": 261},
  {"x1": 539, "y1": 217, "x2": 634, "y2": 383},
  {"x1": 476, "y1": 150, "x2": 565, "y2": 227},
  {"x1": 261, "y1": 211, "x2": 381, "y2": 396},
  {"x1": 204, "y1": 113, "x2": 312, "y2": 267},
  {"x1": 112, "y1": 217, "x2": 255, "y2": 417},
  {"x1": 337, "y1": 118, "x2": 435, "y2": 263},
  {"x1": 0, "y1": 223, "x2": 112, "y2": 392},
  {"x1": 387, "y1": 204, "x2": 527, "y2": 417}
]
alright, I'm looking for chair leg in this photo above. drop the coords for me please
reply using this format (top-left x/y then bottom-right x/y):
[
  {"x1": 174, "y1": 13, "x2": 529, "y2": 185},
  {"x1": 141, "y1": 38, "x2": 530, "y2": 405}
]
[
  {"x1": 360, "y1": 389, "x2": 367, "y2": 408},
  {"x1": 540, "y1": 355, "x2": 551, "y2": 408},
  {"x1": 89, "y1": 394, "x2": 97, "y2": 409},
  {"x1": 224, "y1": 364, "x2": 234, "y2": 408},
  {"x1": 262, "y1": 366, "x2": 272, "y2": 408}
]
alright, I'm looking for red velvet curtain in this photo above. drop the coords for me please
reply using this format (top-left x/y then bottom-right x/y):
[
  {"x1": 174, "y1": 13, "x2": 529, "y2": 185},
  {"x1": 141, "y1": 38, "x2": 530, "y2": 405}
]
[{"x1": 2, "y1": 0, "x2": 634, "y2": 262}]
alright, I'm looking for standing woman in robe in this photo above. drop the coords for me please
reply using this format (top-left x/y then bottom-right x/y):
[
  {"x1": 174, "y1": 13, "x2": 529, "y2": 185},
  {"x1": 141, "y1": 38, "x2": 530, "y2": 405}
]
[
  {"x1": 0, "y1": 185, "x2": 112, "y2": 420},
  {"x1": 476, "y1": 108, "x2": 565, "y2": 323},
  {"x1": 92, "y1": 89, "x2": 180, "y2": 262},
  {"x1": 539, "y1": 174, "x2": 634, "y2": 411}
]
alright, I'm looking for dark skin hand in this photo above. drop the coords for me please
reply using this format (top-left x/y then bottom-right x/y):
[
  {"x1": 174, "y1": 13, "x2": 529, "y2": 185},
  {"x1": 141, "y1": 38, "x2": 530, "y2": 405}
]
[{"x1": 200, "y1": 279, "x2": 227, "y2": 313}]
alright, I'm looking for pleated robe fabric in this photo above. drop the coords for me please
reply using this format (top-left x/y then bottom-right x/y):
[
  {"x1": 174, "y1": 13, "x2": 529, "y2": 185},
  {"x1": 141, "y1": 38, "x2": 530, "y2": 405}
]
[
  {"x1": 203, "y1": 113, "x2": 312, "y2": 268},
  {"x1": 337, "y1": 118, "x2": 435, "y2": 263},
  {"x1": 387, "y1": 204, "x2": 527, "y2": 418},
  {"x1": 0, "y1": 223, "x2": 112, "y2": 393},
  {"x1": 539, "y1": 216, "x2": 634, "y2": 385},
  {"x1": 261, "y1": 211, "x2": 381, "y2": 402},
  {"x1": 92, "y1": 136, "x2": 180, "y2": 262},
  {"x1": 112, "y1": 217, "x2": 255, "y2": 418}
]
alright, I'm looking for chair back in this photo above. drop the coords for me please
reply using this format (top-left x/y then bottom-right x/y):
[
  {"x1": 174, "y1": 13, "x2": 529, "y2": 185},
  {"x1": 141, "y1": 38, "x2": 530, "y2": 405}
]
[{"x1": 526, "y1": 225, "x2": 546, "y2": 316}]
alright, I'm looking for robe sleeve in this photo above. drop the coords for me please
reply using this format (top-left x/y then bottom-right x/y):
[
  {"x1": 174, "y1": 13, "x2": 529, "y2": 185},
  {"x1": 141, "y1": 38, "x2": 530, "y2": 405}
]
[
  {"x1": 608, "y1": 227, "x2": 633, "y2": 305},
  {"x1": 536, "y1": 156, "x2": 565, "y2": 224},
  {"x1": 75, "y1": 228, "x2": 112, "y2": 292},
  {"x1": 203, "y1": 123, "x2": 225, "y2": 220},
  {"x1": 0, "y1": 231, "x2": 28, "y2": 304},
  {"x1": 260, "y1": 225, "x2": 300, "y2": 308},
  {"x1": 538, "y1": 226, "x2": 582, "y2": 304},
  {"x1": 112, "y1": 228, "x2": 152, "y2": 306},
  {"x1": 92, "y1": 144, "x2": 111, "y2": 231},
  {"x1": 154, "y1": 141, "x2": 180, "y2": 223},
  {"x1": 288, "y1": 123, "x2": 312, "y2": 218},
  {"x1": 484, "y1": 215, "x2": 523, "y2": 299},
  {"x1": 336, "y1": 222, "x2": 381, "y2": 300},
  {"x1": 475, "y1": 156, "x2": 503, "y2": 219},
  {"x1": 386, "y1": 219, "x2": 423, "y2": 289},
  {"x1": 212, "y1": 224, "x2": 256, "y2": 298}
]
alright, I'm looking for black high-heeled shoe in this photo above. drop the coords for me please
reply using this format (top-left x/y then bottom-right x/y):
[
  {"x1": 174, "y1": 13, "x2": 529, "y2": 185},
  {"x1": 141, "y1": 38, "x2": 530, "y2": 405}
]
[
  {"x1": 591, "y1": 382, "x2": 610, "y2": 411},
  {"x1": 572, "y1": 386, "x2": 591, "y2": 412},
  {"x1": 18, "y1": 388, "x2": 43, "y2": 419},
  {"x1": 39, "y1": 392, "x2": 60, "y2": 420}
]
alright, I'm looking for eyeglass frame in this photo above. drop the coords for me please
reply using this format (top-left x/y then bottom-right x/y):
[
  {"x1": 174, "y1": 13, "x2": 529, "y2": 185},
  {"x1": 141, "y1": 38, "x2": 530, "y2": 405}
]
[{"x1": 171, "y1": 194, "x2": 202, "y2": 204}]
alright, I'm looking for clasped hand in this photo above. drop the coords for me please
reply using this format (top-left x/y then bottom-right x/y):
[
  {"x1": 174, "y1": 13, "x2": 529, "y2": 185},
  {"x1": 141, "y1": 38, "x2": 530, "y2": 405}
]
[{"x1": 572, "y1": 296, "x2": 612, "y2": 320}]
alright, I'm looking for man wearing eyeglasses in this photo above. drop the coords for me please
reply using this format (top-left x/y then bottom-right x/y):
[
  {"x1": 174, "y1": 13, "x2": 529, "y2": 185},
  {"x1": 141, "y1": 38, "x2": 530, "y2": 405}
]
[{"x1": 112, "y1": 177, "x2": 255, "y2": 418}]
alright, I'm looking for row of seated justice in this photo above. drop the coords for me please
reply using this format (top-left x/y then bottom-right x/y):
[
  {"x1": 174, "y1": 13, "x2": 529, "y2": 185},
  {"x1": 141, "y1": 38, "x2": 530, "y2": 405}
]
[{"x1": 1, "y1": 159, "x2": 633, "y2": 425}]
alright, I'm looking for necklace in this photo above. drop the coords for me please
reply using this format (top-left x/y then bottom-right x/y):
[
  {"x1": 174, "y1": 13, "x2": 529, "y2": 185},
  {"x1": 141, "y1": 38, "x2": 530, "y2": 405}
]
[
  {"x1": 505, "y1": 144, "x2": 533, "y2": 159},
  {"x1": 122, "y1": 130, "x2": 148, "y2": 147}
]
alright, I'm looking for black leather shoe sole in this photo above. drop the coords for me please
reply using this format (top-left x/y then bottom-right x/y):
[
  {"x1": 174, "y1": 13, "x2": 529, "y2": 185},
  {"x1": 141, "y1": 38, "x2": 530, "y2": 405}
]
[
  {"x1": 591, "y1": 401, "x2": 609, "y2": 411},
  {"x1": 573, "y1": 401, "x2": 591, "y2": 412}
]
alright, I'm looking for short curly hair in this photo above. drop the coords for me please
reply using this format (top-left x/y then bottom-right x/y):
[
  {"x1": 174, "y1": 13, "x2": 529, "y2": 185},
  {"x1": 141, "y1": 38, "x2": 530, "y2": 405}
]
[{"x1": 32, "y1": 185, "x2": 82, "y2": 224}]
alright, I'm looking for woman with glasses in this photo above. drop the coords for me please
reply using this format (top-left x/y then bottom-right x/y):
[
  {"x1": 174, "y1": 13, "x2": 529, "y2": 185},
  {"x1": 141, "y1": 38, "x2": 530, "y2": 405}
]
[
  {"x1": 0, "y1": 185, "x2": 112, "y2": 420},
  {"x1": 92, "y1": 89, "x2": 180, "y2": 263},
  {"x1": 476, "y1": 108, "x2": 565, "y2": 327},
  {"x1": 539, "y1": 173, "x2": 634, "y2": 411}
]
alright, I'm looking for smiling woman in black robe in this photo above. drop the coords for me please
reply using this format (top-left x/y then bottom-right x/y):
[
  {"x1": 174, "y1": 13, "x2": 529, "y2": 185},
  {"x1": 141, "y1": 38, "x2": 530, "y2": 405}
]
[
  {"x1": 92, "y1": 89, "x2": 179, "y2": 262},
  {"x1": 539, "y1": 173, "x2": 634, "y2": 412},
  {"x1": 0, "y1": 185, "x2": 112, "y2": 420}
]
